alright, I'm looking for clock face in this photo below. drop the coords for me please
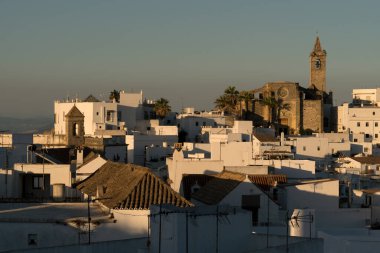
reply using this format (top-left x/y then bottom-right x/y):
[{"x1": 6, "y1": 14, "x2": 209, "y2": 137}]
[
  {"x1": 278, "y1": 87, "x2": 288, "y2": 98},
  {"x1": 315, "y1": 59, "x2": 321, "y2": 69}
]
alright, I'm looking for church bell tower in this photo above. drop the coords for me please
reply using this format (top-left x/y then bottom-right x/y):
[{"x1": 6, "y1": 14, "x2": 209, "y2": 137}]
[{"x1": 309, "y1": 36, "x2": 327, "y2": 92}]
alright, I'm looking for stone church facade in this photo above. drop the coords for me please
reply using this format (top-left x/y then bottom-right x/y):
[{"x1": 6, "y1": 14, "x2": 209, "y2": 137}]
[{"x1": 250, "y1": 37, "x2": 334, "y2": 134}]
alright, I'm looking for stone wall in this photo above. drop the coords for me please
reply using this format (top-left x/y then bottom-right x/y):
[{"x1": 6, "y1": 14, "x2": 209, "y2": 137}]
[{"x1": 302, "y1": 99, "x2": 323, "y2": 133}]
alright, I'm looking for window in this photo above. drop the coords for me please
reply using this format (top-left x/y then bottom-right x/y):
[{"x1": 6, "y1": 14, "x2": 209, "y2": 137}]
[
  {"x1": 72, "y1": 123, "x2": 79, "y2": 136},
  {"x1": 33, "y1": 176, "x2": 43, "y2": 189},
  {"x1": 303, "y1": 146, "x2": 306, "y2": 151},
  {"x1": 354, "y1": 138, "x2": 358, "y2": 142},
  {"x1": 28, "y1": 234, "x2": 38, "y2": 246},
  {"x1": 376, "y1": 122, "x2": 379, "y2": 127},
  {"x1": 106, "y1": 110, "x2": 115, "y2": 122},
  {"x1": 376, "y1": 134, "x2": 378, "y2": 138},
  {"x1": 357, "y1": 122, "x2": 361, "y2": 127},
  {"x1": 259, "y1": 93, "x2": 263, "y2": 99},
  {"x1": 96, "y1": 112, "x2": 99, "y2": 116},
  {"x1": 241, "y1": 195, "x2": 260, "y2": 226},
  {"x1": 366, "y1": 122, "x2": 369, "y2": 127},
  {"x1": 366, "y1": 134, "x2": 370, "y2": 138},
  {"x1": 364, "y1": 147, "x2": 369, "y2": 152},
  {"x1": 195, "y1": 121, "x2": 199, "y2": 126},
  {"x1": 203, "y1": 122, "x2": 206, "y2": 126},
  {"x1": 317, "y1": 146, "x2": 320, "y2": 151},
  {"x1": 373, "y1": 112, "x2": 376, "y2": 116}
]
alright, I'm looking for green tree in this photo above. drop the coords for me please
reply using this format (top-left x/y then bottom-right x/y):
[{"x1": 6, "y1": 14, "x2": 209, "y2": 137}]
[
  {"x1": 109, "y1": 89, "x2": 120, "y2": 102},
  {"x1": 154, "y1": 98, "x2": 171, "y2": 119}
]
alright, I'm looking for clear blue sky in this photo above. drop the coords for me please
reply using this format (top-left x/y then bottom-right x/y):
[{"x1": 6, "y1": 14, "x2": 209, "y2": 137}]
[{"x1": 1, "y1": 0, "x2": 380, "y2": 117}]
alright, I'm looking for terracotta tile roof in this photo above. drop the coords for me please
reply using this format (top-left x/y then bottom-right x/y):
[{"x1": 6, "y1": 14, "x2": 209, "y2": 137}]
[
  {"x1": 248, "y1": 174, "x2": 287, "y2": 191},
  {"x1": 83, "y1": 94, "x2": 100, "y2": 102},
  {"x1": 191, "y1": 171, "x2": 246, "y2": 205},
  {"x1": 253, "y1": 133, "x2": 277, "y2": 142},
  {"x1": 351, "y1": 156, "x2": 380, "y2": 165},
  {"x1": 76, "y1": 161, "x2": 192, "y2": 209},
  {"x1": 78, "y1": 151, "x2": 100, "y2": 168},
  {"x1": 181, "y1": 174, "x2": 215, "y2": 200}
]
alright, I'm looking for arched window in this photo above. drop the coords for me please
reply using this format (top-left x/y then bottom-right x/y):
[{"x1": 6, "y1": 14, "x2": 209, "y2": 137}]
[{"x1": 72, "y1": 123, "x2": 79, "y2": 136}]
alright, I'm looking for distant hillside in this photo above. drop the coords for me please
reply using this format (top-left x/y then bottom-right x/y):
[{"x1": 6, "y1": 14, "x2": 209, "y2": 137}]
[{"x1": 0, "y1": 117, "x2": 53, "y2": 134}]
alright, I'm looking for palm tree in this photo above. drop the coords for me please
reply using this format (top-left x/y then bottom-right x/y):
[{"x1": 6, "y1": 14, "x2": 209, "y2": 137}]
[
  {"x1": 154, "y1": 98, "x2": 171, "y2": 119},
  {"x1": 260, "y1": 96, "x2": 290, "y2": 133},
  {"x1": 109, "y1": 89, "x2": 120, "y2": 102},
  {"x1": 239, "y1": 90, "x2": 254, "y2": 119},
  {"x1": 260, "y1": 96, "x2": 278, "y2": 127},
  {"x1": 214, "y1": 86, "x2": 240, "y2": 117}
]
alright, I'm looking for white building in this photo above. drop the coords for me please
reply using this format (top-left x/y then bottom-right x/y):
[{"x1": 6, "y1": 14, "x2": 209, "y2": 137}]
[
  {"x1": 177, "y1": 107, "x2": 229, "y2": 142},
  {"x1": 54, "y1": 95, "x2": 121, "y2": 136},
  {"x1": 337, "y1": 88, "x2": 380, "y2": 144}
]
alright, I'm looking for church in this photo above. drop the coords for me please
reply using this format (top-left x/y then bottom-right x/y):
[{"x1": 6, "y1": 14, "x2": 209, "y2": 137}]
[{"x1": 250, "y1": 37, "x2": 334, "y2": 135}]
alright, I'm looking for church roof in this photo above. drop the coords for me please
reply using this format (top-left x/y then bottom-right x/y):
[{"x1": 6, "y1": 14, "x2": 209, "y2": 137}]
[
  {"x1": 313, "y1": 36, "x2": 322, "y2": 52},
  {"x1": 310, "y1": 36, "x2": 326, "y2": 56},
  {"x1": 65, "y1": 105, "x2": 84, "y2": 118}
]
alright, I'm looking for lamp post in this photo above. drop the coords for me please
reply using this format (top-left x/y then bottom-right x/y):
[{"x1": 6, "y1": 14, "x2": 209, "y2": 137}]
[{"x1": 86, "y1": 195, "x2": 111, "y2": 245}]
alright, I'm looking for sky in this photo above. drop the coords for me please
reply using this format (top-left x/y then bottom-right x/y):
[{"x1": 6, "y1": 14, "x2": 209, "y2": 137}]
[{"x1": 2, "y1": 0, "x2": 380, "y2": 118}]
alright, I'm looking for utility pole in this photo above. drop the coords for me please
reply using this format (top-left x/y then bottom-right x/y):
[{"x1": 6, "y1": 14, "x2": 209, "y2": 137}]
[{"x1": 87, "y1": 195, "x2": 91, "y2": 244}]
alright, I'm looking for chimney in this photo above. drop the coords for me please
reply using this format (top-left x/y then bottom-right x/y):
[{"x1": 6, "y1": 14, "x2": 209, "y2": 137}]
[{"x1": 76, "y1": 149, "x2": 84, "y2": 167}]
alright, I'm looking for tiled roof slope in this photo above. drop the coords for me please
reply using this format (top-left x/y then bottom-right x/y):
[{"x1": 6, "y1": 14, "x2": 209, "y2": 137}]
[
  {"x1": 66, "y1": 105, "x2": 84, "y2": 118},
  {"x1": 253, "y1": 133, "x2": 277, "y2": 142},
  {"x1": 77, "y1": 162, "x2": 192, "y2": 209},
  {"x1": 181, "y1": 174, "x2": 215, "y2": 200},
  {"x1": 83, "y1": 94, "x2": 100, "y2": 102},
  {"x1": 351, "y1": 156, "x2": 380, "y2": 165},
  {"x1": 192, "y1": 171, "x2": 246, "y2": 205},
  {"x1": 248, "y1": 174, "x2": 287, "y2": 191}
]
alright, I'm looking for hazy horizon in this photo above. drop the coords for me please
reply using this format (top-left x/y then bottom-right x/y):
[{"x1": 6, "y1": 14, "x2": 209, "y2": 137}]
[{"x1": 2, "y1": 0, "x2": 380, "y2": 118}]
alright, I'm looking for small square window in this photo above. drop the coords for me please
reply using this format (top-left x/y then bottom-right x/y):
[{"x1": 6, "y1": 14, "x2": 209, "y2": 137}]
[
  {"x1": 317, "y1": 146, "x2": 320, "y2": 151},
  {"x1": 195, "y1": 122, "x2": 199, "y2": 126},
  {"x1": 33, "y1": 176, "x2": 43, "y2": 189},
  {"x1": 375, "y1": 134, "x2": 378, "y2": 138},
  {"x1": 303, "y1": 146, "x2": 306, "y2": 151},
  {"x1": 354, "y1": 138, "x2": 358, "y2": 142},
  {"x1": 376, "y1": 122, "x2": 379, "y2": 127},
  {"x1": 373, "y1": 112, "x2": 376, "y2": 115},
  {"x1": 366, "y1": 122, "x2": 369, "y2": 127},
  {"x1": 366, "y1": 134, "x2": 370, "y2": 138},
  {"x1": 357, "y1": 122, "x2": 361, "y2": 127}
]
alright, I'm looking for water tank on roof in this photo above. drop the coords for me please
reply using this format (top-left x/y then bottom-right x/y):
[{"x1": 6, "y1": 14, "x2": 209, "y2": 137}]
[
  {"x1": 52, "y1": 184, "x2": 66, "y2": 202},
  {"x1": 289, "y1": 209, "x2": 315, "y2": 238}
]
